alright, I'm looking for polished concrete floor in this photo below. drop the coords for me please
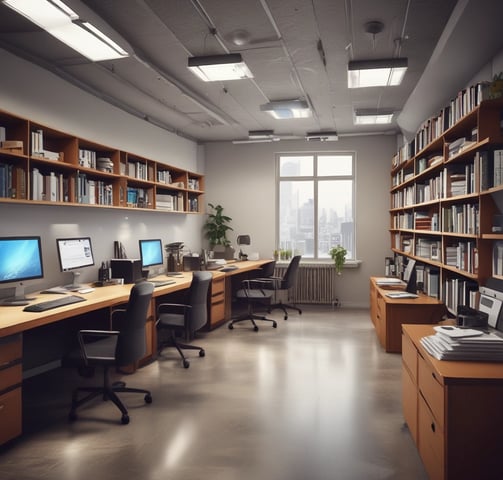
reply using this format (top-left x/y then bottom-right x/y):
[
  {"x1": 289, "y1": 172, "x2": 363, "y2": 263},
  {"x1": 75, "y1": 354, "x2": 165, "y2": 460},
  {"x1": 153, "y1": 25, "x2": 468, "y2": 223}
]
[{"x1": 0, "y1": 306, "x2": 427, "y2": 480}]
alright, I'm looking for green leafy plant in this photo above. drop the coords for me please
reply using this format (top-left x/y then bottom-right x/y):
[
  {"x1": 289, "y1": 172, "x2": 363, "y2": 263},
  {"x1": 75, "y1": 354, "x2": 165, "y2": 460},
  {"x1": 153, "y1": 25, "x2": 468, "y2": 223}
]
[
  {"x1": 329, "y1": 245, "x2": 347, "y2": 274},
  {"x1": 203, "y1": 203, "x2": 233, "y2": 247}
]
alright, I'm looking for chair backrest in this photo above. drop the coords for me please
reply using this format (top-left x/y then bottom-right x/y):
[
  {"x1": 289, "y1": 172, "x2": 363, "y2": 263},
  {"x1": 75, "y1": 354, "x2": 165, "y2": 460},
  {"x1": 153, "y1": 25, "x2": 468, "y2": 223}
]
[
  {"x1": 259, "y1": 260, "x2": 276, "y2": 278},
  {"x1": 187, "y1": 271, "x2": 213, "y2": 332},
  {"x1": 281, "y1": 255, "x2": 301, "y2": 289},
  {"x1": 115, "y1": 281, "x2": 154, "y2": 366}
]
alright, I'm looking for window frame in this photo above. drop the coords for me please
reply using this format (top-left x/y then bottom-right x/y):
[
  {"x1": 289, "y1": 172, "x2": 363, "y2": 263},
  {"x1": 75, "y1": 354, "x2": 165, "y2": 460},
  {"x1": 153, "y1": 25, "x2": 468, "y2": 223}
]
[{"x1": 275, "y1": 151, "x2": 356, "y2": 260}]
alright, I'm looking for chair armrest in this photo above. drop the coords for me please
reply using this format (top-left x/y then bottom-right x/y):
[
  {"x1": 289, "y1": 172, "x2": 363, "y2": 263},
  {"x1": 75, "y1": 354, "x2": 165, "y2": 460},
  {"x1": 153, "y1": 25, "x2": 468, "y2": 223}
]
[
  {"x1": 157, "y1": 303, "x2": 192, "y2": 316},
  {"x1": 78, "y1": 330, "x2": 119, "y2": 363},
  {"x1": 111, "y1": 308, "x2": 127, "y2": 327}
]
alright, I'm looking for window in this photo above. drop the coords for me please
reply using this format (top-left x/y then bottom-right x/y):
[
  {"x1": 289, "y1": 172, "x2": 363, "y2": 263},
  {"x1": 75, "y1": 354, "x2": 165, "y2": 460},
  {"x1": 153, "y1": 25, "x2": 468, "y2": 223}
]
[{"x1": 277, "y1": 152, "x2": 355, "y2": 259}]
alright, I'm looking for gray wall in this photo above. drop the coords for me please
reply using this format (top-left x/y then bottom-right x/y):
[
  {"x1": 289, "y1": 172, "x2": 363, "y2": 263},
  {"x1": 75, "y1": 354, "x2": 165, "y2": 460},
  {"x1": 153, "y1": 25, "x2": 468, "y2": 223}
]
[
  {"x1": 0, "y1": 48, "x2": 205, "y2": 290},
  {"x1": 204, "y1": 137, "x2": 395, "y2": 308}
]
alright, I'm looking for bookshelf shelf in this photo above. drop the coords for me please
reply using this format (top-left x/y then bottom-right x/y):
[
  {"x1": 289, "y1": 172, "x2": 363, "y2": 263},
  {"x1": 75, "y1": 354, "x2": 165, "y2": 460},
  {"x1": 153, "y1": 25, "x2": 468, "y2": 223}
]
[
  {"x1": 0, "y1": 109, "x2": 204, "y2": 213},
  {"x1": 389, "y1": 94, "x2": 503, "y2": 313}
]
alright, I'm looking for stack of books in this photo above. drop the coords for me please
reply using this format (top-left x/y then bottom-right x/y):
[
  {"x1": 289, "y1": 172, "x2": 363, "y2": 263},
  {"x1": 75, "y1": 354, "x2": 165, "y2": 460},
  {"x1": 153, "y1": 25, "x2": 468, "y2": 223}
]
[{"x1": 421, "y1": 326, "x2": 503, "y2": 361}]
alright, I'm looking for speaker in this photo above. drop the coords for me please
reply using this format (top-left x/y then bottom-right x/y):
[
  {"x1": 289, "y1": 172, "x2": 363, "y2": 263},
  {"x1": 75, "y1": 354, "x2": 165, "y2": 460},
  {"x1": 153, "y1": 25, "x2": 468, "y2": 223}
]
[{"x1": 110, "y1": 259, "x2": 143, "y2": 284}]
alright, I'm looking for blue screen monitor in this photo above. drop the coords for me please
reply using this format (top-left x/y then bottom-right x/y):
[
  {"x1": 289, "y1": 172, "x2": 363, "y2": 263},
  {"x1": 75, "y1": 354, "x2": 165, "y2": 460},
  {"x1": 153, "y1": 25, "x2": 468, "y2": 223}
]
[
  {"x1": 0, "y1": 236, "x2": 44, "y2": 304},
  {"x1": 139, "y1": 239, "x2": 163, "y2": 269},
  {"x1": 56, "y1": 237, "x2": 94, "y2": 289}
]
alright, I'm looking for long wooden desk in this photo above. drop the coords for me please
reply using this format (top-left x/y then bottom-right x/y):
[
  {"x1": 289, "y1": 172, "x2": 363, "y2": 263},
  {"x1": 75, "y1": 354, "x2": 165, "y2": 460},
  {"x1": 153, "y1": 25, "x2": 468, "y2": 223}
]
[
  {"x1": 370, "y1": 276, "x2": 446, "y2": 353},
  {"x1": 0, "y1": 259, "x2": 272, "y2": 446}
]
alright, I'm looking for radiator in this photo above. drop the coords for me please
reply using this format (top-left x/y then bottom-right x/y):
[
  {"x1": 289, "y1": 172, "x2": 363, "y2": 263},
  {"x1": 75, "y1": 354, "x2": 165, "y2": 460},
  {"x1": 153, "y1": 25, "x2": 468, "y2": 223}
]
[{"x1": 274, "y1": 263, "x2": 339, "y2": 305}]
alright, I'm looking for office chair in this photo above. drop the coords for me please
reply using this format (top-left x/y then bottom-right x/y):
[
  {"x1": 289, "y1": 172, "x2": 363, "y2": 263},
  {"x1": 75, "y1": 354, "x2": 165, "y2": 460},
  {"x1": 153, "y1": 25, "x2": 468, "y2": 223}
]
[
  {"x1": 264, "y1": 255, "x2": 302, "y2": 320},
  {"x1": 66, "y1": 281, "x2": 155, "y2": 425},
  {"x1": 156, "y1": 271, "x2": 212, "y2": 368},
  {"x1": 228, "y1": 278, "x2": 277, "y2": 331}
]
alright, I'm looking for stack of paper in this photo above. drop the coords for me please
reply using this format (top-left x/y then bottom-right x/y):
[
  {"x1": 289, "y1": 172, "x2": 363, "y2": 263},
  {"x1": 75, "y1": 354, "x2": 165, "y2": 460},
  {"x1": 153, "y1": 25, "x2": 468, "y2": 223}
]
[
  {"x1": 421, "y1": 325, "x2": 503, "y2": 361},
  {"x1": 374, "y1": 277, "x2": 405, "y2": 286}
]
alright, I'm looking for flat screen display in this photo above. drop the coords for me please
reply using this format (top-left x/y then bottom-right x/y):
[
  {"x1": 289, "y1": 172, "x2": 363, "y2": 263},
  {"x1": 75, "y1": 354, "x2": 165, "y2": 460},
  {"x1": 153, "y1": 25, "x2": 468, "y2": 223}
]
[
  {"x1": 56, "y1": 237, "x2": 95, "y2": 271},
  {"x1": 0, "y1": 236, "x2": 44, "y2": 284},
  {"x1": 139, "y1": 239, "x2": 163, "y2": 268}
]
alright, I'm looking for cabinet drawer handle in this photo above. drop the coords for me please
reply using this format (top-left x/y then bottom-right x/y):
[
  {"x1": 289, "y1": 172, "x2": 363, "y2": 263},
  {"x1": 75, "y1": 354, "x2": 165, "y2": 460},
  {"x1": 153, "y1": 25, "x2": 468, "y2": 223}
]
[
  {"x1": 431, "y1": 372, "x2": 437, "y2": 381},
  {"x1": 430, "y1": 422, "x2": 435, "y2": 433}
]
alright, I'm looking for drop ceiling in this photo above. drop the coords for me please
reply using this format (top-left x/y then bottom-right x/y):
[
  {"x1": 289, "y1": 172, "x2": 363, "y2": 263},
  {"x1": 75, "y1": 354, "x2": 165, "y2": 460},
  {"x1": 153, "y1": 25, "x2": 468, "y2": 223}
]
[{"x1": 0, "y1": 0, "x2": 502, "y2": 143}]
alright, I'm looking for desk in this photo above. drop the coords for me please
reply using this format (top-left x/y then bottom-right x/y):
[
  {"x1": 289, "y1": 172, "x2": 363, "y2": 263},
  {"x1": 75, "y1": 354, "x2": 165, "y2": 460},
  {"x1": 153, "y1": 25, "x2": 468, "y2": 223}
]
[
  {"x1": 0, "y1": 261, "x2": 272, "y2": 445},
  {"x1": 402, "y1": 324, "x2": 503, "y2": 479},
  {"x1": 369, "y1": 277, "x2": 446, "y2": 353}
]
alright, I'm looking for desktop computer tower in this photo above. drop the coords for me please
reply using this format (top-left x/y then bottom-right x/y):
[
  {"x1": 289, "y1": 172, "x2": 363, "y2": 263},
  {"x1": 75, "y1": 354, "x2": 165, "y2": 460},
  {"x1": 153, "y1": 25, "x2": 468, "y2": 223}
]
[{"x1": 111, "y1": 259, "x2": 142, "y2": 284}]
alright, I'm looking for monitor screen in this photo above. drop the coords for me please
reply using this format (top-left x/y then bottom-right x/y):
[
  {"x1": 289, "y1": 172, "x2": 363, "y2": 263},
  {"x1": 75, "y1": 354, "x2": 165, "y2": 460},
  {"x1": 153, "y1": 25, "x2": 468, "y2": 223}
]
[
  {"x1": 139, "y1": 239, "x2": 163, "y2": 268},
  {"x1": 56, "y1": 237, "x2": 95, "y2": 271},
  {"x1": 0, "y1": 236, "x2": 44, "y2": 284}
]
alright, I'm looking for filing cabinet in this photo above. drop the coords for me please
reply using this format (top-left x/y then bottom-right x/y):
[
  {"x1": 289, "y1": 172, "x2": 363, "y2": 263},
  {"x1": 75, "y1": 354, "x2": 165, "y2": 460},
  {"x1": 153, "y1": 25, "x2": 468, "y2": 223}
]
[
  {"x1": 0, "y1": 334, "x2": 22, "y2": 446},
  {"x1": 402, "y1": 324, "x2": 503, "y2": 479}
]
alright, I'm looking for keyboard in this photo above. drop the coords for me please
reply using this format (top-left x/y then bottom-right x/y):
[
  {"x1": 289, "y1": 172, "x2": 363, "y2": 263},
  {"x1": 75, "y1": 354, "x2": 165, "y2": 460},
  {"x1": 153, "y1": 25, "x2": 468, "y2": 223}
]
[
  {"x1": 151, "y1": 280, "x2": 176, "y2": 288},
  {"x1": 220, "y1": 265, "x2": 238, "y2": 272},
  {"x1": 23, "y1": 295, "x2": 86, "y2": 312}
]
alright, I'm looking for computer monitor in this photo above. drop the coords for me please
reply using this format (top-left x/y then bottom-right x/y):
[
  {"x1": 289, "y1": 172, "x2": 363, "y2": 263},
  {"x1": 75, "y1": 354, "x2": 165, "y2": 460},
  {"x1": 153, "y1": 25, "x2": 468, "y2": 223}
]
[
  {"x1": 56, "y1": 237, "x2": 95, "y2": 290},
  {"x1": 403, "y1": 258, "x2": 417, "y2": 294},
  {"x1": 139, "y1": 239, "x2": 164, "y2": 277},
  {"x1": 0, "y1": 236, "x2": 44, "y2": 305}
]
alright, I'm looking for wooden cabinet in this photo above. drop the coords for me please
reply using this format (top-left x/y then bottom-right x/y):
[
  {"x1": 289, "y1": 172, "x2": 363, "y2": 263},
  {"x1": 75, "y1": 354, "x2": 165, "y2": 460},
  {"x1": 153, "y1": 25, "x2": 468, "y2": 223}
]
[
  {"x1": 402, "y1": 324, "x2": 503, "y2": 480},
  {"x1": 0, "y1": 109, "x2": 204, "y2": 213},
  {"x1": 390, "y1": 95, "x2": 503, "y2": 313},
  {"x1": 0, "y1": 334, "x2": 22, "y2": 445},
  {"x1": 370, "y1": 277, "x2": 446, "y2": 352},
  {"x1": 208, "y1": 272, "x2": 226, "y2": 329}
]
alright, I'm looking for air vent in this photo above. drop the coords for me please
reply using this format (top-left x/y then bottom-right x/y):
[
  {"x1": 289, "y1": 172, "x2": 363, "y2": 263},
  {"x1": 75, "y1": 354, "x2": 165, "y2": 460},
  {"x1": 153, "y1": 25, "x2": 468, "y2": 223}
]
[{"x1": 305, "y1": 132, "x2": 338, "y2": 142}]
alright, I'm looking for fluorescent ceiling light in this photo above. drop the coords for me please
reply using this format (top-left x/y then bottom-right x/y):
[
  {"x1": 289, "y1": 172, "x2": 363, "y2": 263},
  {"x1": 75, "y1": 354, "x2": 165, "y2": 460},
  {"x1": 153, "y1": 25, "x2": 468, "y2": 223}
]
[
  {"x1": 260, "y1": 100, "x2": 311, "y2": 119},
  {"x1": 354, "y1": 109, "x2": 395, "y2": 125},
  {"x1": 2, "y1": 0, "x2": 128, "y2": 61},
  {"x1": 348, "y1": 58, "x2": 407, "y2": 88},
  {"x1": 188, "y1": 53, "x2": 253, "y2": 81}
]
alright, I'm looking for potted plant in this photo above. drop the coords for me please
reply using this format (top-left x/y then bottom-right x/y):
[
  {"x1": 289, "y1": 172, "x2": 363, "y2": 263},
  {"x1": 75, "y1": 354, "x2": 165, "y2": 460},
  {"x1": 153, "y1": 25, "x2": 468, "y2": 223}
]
[
  {"x1": 204, "y1": 203, "x2": 233, "y2": 256},
  {"x1": 329, "y1": 245, "x2": 347, "y2": 275}
]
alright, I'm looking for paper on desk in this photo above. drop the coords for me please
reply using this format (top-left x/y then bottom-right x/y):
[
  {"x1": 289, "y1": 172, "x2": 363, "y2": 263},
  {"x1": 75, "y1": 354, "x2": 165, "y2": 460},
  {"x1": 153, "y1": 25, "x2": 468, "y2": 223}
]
[{"x1": 374, "y1": 277, "x2": 404, "y2": 285}]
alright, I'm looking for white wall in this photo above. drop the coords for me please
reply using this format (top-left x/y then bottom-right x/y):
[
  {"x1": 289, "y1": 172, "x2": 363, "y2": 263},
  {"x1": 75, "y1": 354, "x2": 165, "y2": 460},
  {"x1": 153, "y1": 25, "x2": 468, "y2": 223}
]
[
  {"x1": 0, "y1": 48, "x2": 204, "y2": 290},
  {"x1": 204, "y1": 136, "x2": 395, "y2": 308}
]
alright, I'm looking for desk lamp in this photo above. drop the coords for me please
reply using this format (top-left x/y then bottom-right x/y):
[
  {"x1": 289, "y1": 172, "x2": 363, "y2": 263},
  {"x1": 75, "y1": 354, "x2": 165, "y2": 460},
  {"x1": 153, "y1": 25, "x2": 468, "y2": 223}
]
[{"x1": 237, "y1": 235, "x2": 251, "y2": 261}]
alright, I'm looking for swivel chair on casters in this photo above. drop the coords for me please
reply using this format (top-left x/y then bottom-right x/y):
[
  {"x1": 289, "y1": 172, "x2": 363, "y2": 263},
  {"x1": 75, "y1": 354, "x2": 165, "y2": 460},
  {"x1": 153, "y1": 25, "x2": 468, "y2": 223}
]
[
  {"x1": 156, "y1": 271, "x2": 212, "y2": 368},
  {"x1": 65, "y1": 281, "x2": 155, "y2": 425},
  {"x1": 263, "y1": 255, "x2": 302, "y2": 320},
  {"x1": 228, "y1": 278, "x2": 277, "y2": 331}
]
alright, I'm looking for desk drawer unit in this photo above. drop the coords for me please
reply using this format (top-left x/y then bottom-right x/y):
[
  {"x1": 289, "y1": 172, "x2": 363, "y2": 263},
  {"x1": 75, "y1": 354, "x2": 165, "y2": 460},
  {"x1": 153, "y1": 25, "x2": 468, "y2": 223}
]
[
  {"x1": 208, "y1": 275, "x2": 225, "y2": 329},
  {"x1": 0, "y1": 334, "x2": 22, "y2": 445},
  {"x1": 401, "y1": 331, "x2": 418, "y2": 442}
]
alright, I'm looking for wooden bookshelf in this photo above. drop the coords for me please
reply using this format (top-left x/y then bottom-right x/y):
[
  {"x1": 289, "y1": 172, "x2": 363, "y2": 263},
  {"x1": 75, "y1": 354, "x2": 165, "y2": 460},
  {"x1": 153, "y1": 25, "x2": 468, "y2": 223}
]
[
  {"x1": 390, "y1": 96, "x2": 503, "y2": 314},
  {"x1": 0, "y1": 109, "x2": 204, "y2": 213}
]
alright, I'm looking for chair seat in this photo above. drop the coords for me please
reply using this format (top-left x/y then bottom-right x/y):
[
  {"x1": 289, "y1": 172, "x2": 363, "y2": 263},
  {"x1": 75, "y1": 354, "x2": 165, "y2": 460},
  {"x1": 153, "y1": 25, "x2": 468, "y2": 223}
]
[{"x1": 158, "y1": 312, "x2": 185, "y2": 328}]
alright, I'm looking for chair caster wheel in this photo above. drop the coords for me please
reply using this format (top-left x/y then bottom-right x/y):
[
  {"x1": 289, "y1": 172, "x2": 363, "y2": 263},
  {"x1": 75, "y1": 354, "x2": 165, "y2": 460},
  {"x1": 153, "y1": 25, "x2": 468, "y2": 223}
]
[
  {"x1": 121, "y1": 414, "x2": 130, "y2": 425},
  {"x1": 199, "y1": 349, "x2": 205, "y2": 357},
  {"x1": 144, "y1": 394, "x2": 152, "y2": 404},
  {"x1": 183, "y1": 360, "x2": 190, "y2": 368},
  {"x1": 68, "y1": 411, "x2": 77, "y2": 422},
  {"x1": 253, "y1": 326, "x2": 259, "y2": 332},
  {"x1": 273, "y1": 322, "x2": 277, "y2": 328},
  {"x1": 284, "y1": 315, "x2": 288, "y2": 320},
  {"x1": 228, "y1": 323, "x2": 234, "y2": 330}
]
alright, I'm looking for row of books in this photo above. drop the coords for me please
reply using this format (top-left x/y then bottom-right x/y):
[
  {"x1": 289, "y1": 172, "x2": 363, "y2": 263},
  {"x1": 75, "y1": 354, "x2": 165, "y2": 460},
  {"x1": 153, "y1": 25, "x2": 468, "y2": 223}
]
[
  {"x1": 31, "y1": 129, "x2": 61, "y2": 161},
  {"x1": 155, "y1": 192, "x2": 184, "y2": 211},
  {"x1": 444, "y1": 241, "x2": 478, "y2": 273},
  {"x1": 411, "y1": 82, "x2": 491, "y2": 157},
  {"x1": 443, "y1": 277, "x2": 478, "y2": 312},
  {"x1": 415, "y1": 264, "x2": 440, "y2": 298},
  {"x1": 75, "y1": 173, "x2": 113, "y2": 205},
  {"x1": 441, "y1": 203, "x2": 479, "y2": 235},
  {"x1": 0, "y1": 162, "x2": 26, "y2": 199},
  {"x1": 125, "y1": 187, "x2": 149, "y2": 208},
  {"x1": 124, "y1": 161, "x2": 149, "y2": 181},
  {"x1": 31, "y1": 168, "x2": 69, "y2": 202}
]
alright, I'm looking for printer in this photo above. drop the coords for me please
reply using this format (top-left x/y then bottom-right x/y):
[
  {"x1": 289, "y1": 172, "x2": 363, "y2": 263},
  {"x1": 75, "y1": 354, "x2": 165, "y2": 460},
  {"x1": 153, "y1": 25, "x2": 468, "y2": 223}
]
[{"x1": 478, "y1": 277, "x2": 503, "y2": 331}]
